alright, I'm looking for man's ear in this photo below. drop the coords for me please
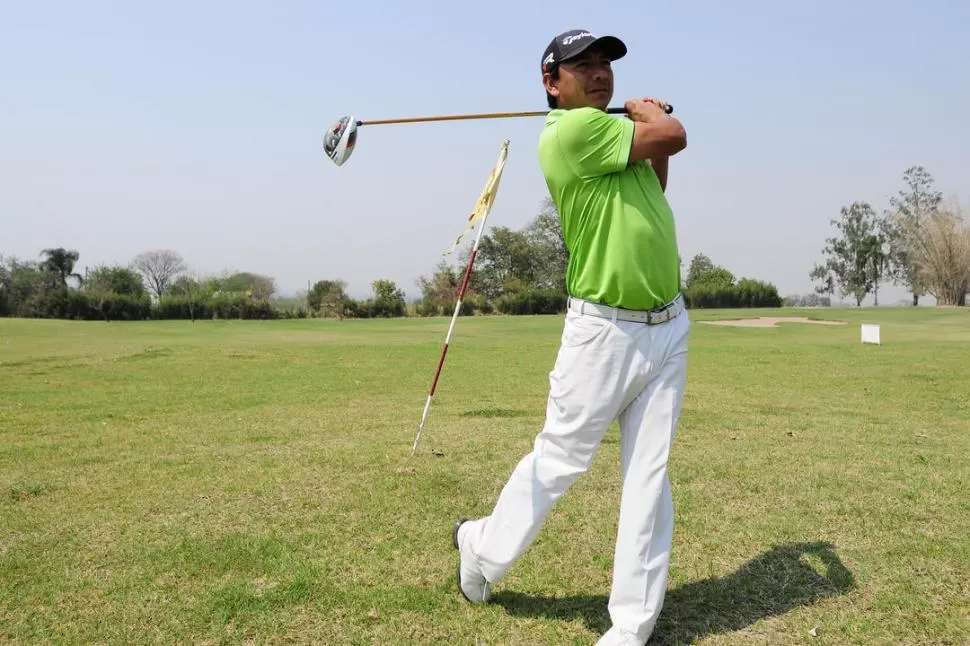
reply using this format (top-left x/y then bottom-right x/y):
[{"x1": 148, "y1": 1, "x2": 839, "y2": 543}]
[{"x1": 542, "y1": 72, "x2": 560, "y2": 100}]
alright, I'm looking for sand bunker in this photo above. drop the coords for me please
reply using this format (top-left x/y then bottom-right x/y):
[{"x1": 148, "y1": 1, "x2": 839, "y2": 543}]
[{"x1": 701, "y1": 316, "x2": 846, "y2": 328}]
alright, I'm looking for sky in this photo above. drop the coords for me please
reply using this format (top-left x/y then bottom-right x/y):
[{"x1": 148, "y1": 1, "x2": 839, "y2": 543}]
[{"x1": 2, "y1": 0, "x2": 969, "y2": 305}]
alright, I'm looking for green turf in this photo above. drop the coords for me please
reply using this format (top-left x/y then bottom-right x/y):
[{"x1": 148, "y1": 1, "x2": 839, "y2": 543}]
[{"x1": 1, "y1": 307, "x2": 968, "y2": 644}]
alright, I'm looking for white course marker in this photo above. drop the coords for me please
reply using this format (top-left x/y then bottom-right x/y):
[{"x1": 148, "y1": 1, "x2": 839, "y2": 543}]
[{"x1": 861, "y1": 323, "x2": 881, "y2": 345}]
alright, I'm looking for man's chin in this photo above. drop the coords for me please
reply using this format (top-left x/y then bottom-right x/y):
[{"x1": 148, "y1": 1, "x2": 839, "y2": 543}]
[{"x1": 589, "y1": 93, "x2": 612, "y2": 110}]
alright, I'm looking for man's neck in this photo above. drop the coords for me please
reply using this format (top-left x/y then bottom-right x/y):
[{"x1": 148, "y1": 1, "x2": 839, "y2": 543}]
[{"x1": 559, "y1": 102, "x2": 604, "y2": 111}]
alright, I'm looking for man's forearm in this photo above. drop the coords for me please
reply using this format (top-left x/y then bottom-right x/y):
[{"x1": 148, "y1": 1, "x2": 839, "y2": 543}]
[
  {"x1": 650, "y1": 156, "x2": 669, "y2": 192},
  {"x1": 626, "y1": 99, "x2": 687, "y2": 166}
]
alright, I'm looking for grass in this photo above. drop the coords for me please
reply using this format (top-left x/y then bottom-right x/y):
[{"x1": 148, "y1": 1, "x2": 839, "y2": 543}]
[{"x1": 1, "y1": 306, "x2": 968, "y2": 644}]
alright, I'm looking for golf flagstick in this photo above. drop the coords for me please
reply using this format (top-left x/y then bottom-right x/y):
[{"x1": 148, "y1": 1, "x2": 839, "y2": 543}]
[{"x1": 410, "y1": 139, "x2": 510, "y2": 456}]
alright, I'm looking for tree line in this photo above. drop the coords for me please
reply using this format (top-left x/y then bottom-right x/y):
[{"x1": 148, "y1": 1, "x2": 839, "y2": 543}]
[
  {"x1": 811, "y1": 166, "x2": 969, "y2": 306},
  {"x1": 299, "y1": 198, "x2": 577, "y2": 319},
  {"x1": 0, "y1": 248, "x2": 287, "y2": 321},
  {"x1": 3, "y1": 198, "x2": 788, "y2": 322},
  {"x1": 681, "y1": 253, "x2": 783, "y2": 308},
  {"x1": 396, "y1": 198, "x2": 781, "y2": 317},
  {"x1": 407, "y1": 197, "x2": 783, "y2": 315},
  {"x1": 0, "y1": 247, "x2": 418, "y2": 321}
]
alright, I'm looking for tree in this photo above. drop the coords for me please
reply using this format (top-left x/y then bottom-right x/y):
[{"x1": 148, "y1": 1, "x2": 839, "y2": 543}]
[
  {"x1": 133, "y1": 250, "x2": 187, "y2": 299},
  {"x1": 214, "y1": 271, "x2": 276, "y2": 301},
  {"x1": 371, "y1": 279, "x2": 406, "y2": 317},
  {"x1": 308, "y1": 279, "x2": 349, "y2": 318},
  {"x1": 686, "y1": 253, "x2": 734, "y2": 288},
  {"x1": 84, "y1": 265, "x2": 147, "y2": 297},
  {"x1": 699, "y1": 266, "x2": 735, "y2": 287},
  {"x1": 811, "y1": 201, "x2": 885, "y2": 306},
  {"x1": 82, "y1": 265, "x2": 150, "y2": 321},
  {"x1": 168, "y1": 275, "x2": 198, "y2": 297},
  {"x1": 83, "y1": 280, "x2": 113, "y2": 321},
  {"x1": 885, "y1": 166, "x2": 943, "y2": 306},
  {"x1": 416, "y1": 261, "x2": 464, "y2": 315},
  {"x1": 863, "y1": 222, "x2": 893, "y2": 306},
  {"x1": 0, "y1": 260, "x2": 7, "y2": 316},
  {"x1": 39, "y1": 248, "x2": 83, "y2": 288},
  {"x1": 241, "y1": 273, "x2": 276, "y2": 301},
  {"x1": 522, "y1": 197, "x2": 570, "y2": 293},
  {"x1": 0, "y1": 256, "x2": 47, "y2": 317},
  {"x1": 890, "y1": 197, "x2": 970, "y2": 306},
  {"x1": 685, "y1": 254, "x2": 714, "y2": 288},
  {"x1": 168, "y1": 275, "x2": 216, "y2": 322},
  {"x1": 467, "y1": 227, "x2": 537, "y2": 299}
]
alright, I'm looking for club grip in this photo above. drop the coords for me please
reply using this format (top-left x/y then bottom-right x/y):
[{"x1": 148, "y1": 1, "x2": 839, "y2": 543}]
[{"x1": 608, "y1": 103, "x2": 673, "y2": 115}]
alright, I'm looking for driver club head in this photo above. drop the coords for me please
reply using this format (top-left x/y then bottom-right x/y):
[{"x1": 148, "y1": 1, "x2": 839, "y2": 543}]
[{"x1": 323, "y1": 115, "x2": 358, "y2": 166}]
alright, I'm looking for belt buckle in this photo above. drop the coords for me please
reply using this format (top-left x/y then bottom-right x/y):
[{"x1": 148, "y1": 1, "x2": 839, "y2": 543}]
[{"x1": 647, "y1": 296, "x2": 679, "y2": 325}]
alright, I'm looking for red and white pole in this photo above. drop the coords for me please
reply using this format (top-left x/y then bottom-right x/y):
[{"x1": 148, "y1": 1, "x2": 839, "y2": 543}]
[{"x1": 410, "y1": 141, "x2": 508, "y2": 456}]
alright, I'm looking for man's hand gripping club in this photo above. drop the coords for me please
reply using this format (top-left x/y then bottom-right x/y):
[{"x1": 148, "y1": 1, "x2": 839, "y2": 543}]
[{"x1": 625, "y1": 98, "x2": 685, "y2": 190}]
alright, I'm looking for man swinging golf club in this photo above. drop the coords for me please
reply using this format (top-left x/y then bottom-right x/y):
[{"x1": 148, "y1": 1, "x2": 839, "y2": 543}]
[{"x1": 452, "y1": 29, "x2": 690, "y2": 646}]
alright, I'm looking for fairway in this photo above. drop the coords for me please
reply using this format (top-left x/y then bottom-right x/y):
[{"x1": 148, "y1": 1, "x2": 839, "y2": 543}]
[{"x1": 2, "y1": 308, "x2": 969, "y2": 645}]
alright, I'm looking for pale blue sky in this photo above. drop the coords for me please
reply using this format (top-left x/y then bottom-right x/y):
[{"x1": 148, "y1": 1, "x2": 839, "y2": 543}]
[{"x1": 3, "y1": 0, "x2": 968, "y2": 305}]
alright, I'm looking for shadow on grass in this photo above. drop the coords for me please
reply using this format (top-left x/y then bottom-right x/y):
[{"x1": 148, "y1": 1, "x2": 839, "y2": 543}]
[{"x1": 493, "y1": 541, "x2": 855, "y2": 645}]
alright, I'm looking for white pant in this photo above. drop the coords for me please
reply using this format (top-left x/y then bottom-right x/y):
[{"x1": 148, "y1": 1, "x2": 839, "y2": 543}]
[{"x1": 461, "y1": 304, "x2": 690, "y2": 644}]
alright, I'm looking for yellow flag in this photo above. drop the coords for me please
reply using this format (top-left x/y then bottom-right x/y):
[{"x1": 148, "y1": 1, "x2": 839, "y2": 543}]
[{"x1": 442, "y1": 140, "x2": 509, "y2": 256}]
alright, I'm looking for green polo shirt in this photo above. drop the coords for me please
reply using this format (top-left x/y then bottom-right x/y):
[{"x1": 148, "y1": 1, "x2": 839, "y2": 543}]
[{"x1": 538, "y1": 106, "x2": 681, "y2": 311}]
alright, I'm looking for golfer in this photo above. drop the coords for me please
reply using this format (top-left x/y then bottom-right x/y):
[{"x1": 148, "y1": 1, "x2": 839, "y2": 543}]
[{"x1": 452, "y1": 28, "x2": 690, "y2": 646}]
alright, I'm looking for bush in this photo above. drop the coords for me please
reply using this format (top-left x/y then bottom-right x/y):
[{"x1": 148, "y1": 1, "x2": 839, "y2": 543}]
[
  {"x1": 342, "y1": 298, "x2": 369, "y2": 319},
  {"x1": 468, "y1": 294, "x2": 493, "y2": 315},
  {"x1": 26, "y1": 290, "x2": 154, "y2": 321},
  {"x1": 495, "y1": 289, "x2": 567, "y2": 315},
  {"x1": 735, "y1": 278, "x2": 782, "y2": 308},
  {"x1": 209, "y1": 293, "x2": 248, "y2": 319},
  {"x1": 276, "y1": 306, "x2": 308, "y2": 319},
  {"x1": 94, "y1": 293, "x2": 152, "y2": 321},
  {"x1": 370, "y1": 296, "x2": 407, "y2": 318},
  {"x1": 414, "y1": 300, "x2": 439, "y2": 317},
  {"x1": 153, "y1": 294, "x2": 280, "y2": 320},
  {"x1": 430, "y1": 300, "x2": 464, "y2": 317},
  {"x1": 684, "y1": 279, "x2": 782, "y2": 308},
  {"x1": 415, "y1": 294, "x2": 492, "y2": 317},
  {"x1": 154, "y1": 295, "x2": 206, "y2": 320},
  {"x1": 240, "y1": 299, "x2": 278, "y2": 320},
  {"x1": 30, "y1": 286, "x2": 71, "y2": 318},
  {"x1": 65, "y1": 290, "x2": 91, "y2": 319}
]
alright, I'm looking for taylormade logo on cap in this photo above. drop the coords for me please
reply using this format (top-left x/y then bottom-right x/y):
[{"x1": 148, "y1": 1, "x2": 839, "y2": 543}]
[
  {"x1": 542, "y1": 29, "x2": 627, "y2": 72},
  {"x1": 562, "y1": 32, "x2": 593, "y2": 45}
]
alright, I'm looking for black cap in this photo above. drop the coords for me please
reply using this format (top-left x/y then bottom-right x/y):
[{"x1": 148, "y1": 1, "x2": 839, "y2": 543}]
[{"x1": 541, "y1": 29, "x2": 627, "y2": 73}]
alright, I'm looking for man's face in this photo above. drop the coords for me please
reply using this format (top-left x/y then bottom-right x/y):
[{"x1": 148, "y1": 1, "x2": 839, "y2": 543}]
[{"x1": 544, "y1": 47, "x2": 614, "y2": 110}]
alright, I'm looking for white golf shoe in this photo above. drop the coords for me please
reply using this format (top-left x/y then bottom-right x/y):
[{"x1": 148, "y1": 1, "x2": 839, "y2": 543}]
[
  {"x1": 452, "y1": 518, "x2": 491, "y2": 603},
  {"x1": 595, "y1": 626, "x2": 646, "y2": 646}
]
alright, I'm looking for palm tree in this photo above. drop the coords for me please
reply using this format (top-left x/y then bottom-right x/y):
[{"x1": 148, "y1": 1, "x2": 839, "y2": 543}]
[{"x1": 39, "y1": 248, "x2": 83, "y2": 288}]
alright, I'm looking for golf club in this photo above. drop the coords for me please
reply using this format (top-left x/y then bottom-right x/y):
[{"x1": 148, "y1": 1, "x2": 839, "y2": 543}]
[{"x1": 322, "y1": 104, "x2": 673, "y2": 166}]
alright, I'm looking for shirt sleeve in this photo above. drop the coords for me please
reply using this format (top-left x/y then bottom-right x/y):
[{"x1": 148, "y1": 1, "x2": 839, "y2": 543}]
[{"x1": 555, "y1": 107, "x2": 635, "y2": 179}]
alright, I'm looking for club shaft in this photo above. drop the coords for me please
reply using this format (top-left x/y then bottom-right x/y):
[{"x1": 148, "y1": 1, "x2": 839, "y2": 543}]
[{"x1": 357, "y1": 105, "x2": 670, "y2": 126}]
